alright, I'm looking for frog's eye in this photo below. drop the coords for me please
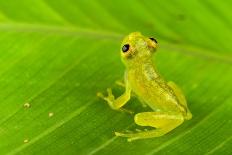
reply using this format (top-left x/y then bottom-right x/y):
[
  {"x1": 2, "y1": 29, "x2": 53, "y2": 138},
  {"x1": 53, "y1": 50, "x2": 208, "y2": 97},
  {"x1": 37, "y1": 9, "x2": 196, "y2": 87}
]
[
  {"x1": 122, "y1": 44, "x2": 130, "y2": 52},
  {"x1": 149, "y1": 37, "x2": 158, "y2": 44}
]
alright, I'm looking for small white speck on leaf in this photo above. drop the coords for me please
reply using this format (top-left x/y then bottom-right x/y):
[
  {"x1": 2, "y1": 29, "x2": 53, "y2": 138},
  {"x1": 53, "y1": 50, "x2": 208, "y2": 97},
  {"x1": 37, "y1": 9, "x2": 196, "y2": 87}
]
[
  {"x1": 24, "y1": 102, "x2": 30, "y2": 108},
  {"x1": 48, "y1": 112, "x2": 54, "y2": 117},
  {"x1": 23, "y1": 139, "x2": 29, "y2": 143}
]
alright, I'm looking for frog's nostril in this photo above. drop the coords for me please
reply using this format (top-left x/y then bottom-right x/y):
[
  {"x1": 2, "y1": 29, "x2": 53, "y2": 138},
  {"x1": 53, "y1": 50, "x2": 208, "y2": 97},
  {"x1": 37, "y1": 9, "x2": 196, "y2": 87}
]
[{"x1": 122, "y1": 44, "x2": 130, "y2": 52}]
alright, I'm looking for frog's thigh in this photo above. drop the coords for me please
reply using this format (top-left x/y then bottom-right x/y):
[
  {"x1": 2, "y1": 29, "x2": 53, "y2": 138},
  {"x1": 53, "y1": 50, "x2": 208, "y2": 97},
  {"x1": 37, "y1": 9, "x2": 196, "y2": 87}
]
[
  {"x1": 168, "y1": 81, "x2": 192, "y2": 120},
  {"x1": 167, "y1": 81, "x2": 187, "y2": 106},
  {"x1": 134, "y1": 112, "x2": 184, "y2": 129},
  {"x1": 115, "y1": 112, "x2": 184, "y2": 141}
]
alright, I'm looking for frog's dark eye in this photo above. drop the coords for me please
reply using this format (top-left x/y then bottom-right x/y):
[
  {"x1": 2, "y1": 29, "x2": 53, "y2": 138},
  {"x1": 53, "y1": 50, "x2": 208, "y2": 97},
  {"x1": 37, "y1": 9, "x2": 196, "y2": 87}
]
[
  {"x1": 122, "y1": 44, "x2": 130, "y2": 52},
  {"x1": 149, "y1": 37, "x2": 158, "y2": 43}
]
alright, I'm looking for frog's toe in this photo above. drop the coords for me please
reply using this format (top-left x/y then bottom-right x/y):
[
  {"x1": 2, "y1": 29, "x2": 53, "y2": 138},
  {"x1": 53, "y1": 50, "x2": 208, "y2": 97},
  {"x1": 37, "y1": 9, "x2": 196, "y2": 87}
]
[
  {"x1": 97, "y1": 88, "x2": 115, "y2": 102},
  {"x1": 115, "y1": 131, "x2": 141, "y2": 142},
  {"x1": 115, "y1": 128, "x2": 165, "y2": 141},
  {"x1": 97, "y1": 92, "x2": 104, "y2": 98},
  {"x1": 115, "y1": 129, "x2": 144, "y2": 137},
  {"x1": 115, "y1": 131, "x2": 128, "y2": 137},
  {"x1": 119, "y1": 108, "x2": 134, "y2": 114},
  {"x1": 115, "y1": 80, "x2": 125, "y2": 87},
  {"x1": 97, "y1": 91, "x2": 112, "y2": 103},
  {"x1": 106, "y1": 88, "x2": 115, "y2": 99}
]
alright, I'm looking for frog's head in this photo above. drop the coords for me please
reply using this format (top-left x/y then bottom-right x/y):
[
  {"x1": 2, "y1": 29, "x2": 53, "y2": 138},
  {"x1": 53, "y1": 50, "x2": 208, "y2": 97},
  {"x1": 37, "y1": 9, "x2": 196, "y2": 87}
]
[{"x1": 120, "y1": 32, "x2": 158, "y2": 67}]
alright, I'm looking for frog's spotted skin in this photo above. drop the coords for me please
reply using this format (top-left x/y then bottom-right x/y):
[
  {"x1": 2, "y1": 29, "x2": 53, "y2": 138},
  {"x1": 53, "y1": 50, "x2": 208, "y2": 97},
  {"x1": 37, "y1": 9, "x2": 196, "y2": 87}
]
[{"x1": 97, "y1": 32, "x2": 192, "y2": 141}]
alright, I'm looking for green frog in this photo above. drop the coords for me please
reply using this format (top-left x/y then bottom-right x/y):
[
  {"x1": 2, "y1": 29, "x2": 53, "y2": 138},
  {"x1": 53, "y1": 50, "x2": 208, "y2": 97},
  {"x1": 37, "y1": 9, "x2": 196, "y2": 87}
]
[{"x1": 97, "y1": 32, "x2": 192, "y2": 141}]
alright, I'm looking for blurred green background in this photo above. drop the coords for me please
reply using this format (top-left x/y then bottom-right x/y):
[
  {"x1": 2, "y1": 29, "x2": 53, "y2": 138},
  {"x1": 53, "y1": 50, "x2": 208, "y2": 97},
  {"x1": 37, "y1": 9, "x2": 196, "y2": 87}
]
[{"x1": 0, "y1": 0, "x2": 231, "y2": 155}]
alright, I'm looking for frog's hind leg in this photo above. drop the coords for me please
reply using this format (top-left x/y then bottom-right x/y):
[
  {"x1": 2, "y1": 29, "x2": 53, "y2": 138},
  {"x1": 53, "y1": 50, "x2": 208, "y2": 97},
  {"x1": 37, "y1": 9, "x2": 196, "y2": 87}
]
[
  {"x1": 167, "y1": 81, "x2": 192, "y2": 120},
  {"x1": 167, "y1": 81, "x2": 187, "y2": 107},
  {"x1": 115, "y1": 112, "x2": 184, "y2": 141}
]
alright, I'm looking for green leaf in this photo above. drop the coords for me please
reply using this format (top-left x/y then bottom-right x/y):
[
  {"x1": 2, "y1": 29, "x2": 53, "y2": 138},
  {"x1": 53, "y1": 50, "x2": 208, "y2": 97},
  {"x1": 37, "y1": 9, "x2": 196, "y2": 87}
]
[{"x1": 0, "y1": 0, "x2": 231, "y2": 155}]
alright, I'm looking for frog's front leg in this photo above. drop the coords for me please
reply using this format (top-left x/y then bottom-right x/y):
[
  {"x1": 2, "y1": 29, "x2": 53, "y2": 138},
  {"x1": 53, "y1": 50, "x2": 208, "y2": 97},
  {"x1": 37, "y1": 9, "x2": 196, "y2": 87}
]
[
  {"x1": 97, "y1": 79, "x2": 132, "y2": 111},
  {"x1": 115, "y1": 112, "x2": 184, "y2": 141}
]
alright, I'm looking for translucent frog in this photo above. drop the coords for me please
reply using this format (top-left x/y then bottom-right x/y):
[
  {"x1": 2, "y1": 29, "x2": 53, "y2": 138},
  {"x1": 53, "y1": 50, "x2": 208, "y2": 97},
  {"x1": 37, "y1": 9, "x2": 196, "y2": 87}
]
[{"x1": 97, "y1": 32, "x2": 192, "y2": 141}]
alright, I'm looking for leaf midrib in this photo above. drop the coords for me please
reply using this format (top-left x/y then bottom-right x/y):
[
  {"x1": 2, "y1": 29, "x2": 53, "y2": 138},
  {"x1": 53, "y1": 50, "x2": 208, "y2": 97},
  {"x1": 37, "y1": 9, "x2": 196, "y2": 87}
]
[
  {"x1": 0, "y1": 22, "x2": 123, "y2": 40},
  {"x1": 0, "y1": 22, "x2": 231, "y2": 64}
]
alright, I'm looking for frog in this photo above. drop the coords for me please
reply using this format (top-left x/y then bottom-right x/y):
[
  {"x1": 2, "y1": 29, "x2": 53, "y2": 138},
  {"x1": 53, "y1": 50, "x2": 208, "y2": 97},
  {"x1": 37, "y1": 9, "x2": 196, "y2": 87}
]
[{"x1": 97, "y1": 32, "x2": 192, "y2": 141}]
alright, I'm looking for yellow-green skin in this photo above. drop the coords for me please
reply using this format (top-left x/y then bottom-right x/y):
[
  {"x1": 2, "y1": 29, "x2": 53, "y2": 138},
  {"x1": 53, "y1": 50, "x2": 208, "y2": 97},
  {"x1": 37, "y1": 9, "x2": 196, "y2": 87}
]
[{"x1": 98, "y1": 32, "x2": 192, "y2": 141}]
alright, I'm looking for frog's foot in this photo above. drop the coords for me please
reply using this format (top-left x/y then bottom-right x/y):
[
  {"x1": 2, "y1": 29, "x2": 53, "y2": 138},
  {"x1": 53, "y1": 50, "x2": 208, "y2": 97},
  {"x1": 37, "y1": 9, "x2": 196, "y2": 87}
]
[
  {"x1": 115, "y1": 129, "x2": 163, "y2": 142},
  {"x1": 97, "y1": 88, "x2": 116, "y2": 109},
  {"x1": 97, "y1": 88, "x2": 115, "y2": 104},
  {"x1": 115, "y1": 112, "x2": 184, "y2": 141},
  {"x1": 97, "y1": 88, "x2": 133, "y2": 114}
]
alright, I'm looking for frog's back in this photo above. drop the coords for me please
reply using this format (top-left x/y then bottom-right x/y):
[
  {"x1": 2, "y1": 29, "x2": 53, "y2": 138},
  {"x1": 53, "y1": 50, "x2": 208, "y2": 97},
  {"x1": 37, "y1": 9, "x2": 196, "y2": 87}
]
[{"x1": 127, "y1": 64, "x2": 182, "y2": 113}]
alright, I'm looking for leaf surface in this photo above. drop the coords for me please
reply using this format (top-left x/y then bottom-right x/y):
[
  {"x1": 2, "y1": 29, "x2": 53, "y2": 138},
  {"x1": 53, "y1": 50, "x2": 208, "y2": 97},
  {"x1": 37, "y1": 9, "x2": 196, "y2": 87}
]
[{"x1": 0, "y1": 0, "x2": 231, "y2": 155}]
